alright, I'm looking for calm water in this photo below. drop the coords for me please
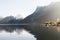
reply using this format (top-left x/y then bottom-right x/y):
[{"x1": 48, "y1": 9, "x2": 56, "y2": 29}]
[
  {"x1": 0, "y1": 25, "x2": 60, "y2": 40},
  {"x1": 0, "y1": 25, "x2": 36, "y2": 40}
]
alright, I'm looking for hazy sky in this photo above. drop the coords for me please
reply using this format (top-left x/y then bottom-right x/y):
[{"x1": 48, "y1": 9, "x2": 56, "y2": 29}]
[{"x1": 0, "y1": 0, "x2": 60, "y2": 18}]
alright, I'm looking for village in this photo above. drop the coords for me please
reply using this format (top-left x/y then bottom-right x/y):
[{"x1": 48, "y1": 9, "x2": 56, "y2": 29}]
[{"x1": 44, "y1": 18, "x2": 60, "y2": 26}]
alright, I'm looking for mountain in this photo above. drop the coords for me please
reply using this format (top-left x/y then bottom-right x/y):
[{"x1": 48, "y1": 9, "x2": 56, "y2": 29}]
[
  {"x1": 22, "y1": 2, "x2": 60, "y2": 24},
  {"x1": 22, "y1": 6, "x2": 46, "y2": 23},
  {"x1": 0, "y1": 16, "x2": 15, "y2": 24},
  {"x1": 0, "y1": 2, "x2": 60, "y2": 24},
  {"x1": 0, "y1": 16, "x2": 23, "y2": 24},
  {"x1": 22, "y1": 6, "x2": 47, "y2": 24}
]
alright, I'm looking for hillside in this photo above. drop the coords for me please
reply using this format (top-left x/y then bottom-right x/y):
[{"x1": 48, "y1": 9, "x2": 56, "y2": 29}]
[{"x1": 22, "y1": 2, "x2": 60, "y2": 24}]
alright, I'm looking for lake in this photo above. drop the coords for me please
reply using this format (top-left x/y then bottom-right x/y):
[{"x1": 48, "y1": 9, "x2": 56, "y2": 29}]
[
  {"x1": 0, "y1": 25, "x2": 36, "y2": 40},
  {"x1": 0, "y1": 25, "x2": 60, "y2": 40}
]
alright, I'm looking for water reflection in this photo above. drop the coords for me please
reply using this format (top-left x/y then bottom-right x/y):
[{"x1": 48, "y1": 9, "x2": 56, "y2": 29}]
[
  {"x1": 0, "y1": 25, "x2": 60, "y2": 40},
  {"x1": 0, "y1": 25, "x2": 36, "y2": 40},
  {"x1": 25, "y1": 25, "x2": 60, "y2": 40}
]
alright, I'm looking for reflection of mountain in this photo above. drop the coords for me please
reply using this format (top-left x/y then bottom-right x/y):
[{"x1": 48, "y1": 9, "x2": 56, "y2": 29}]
[
  {"x1": 0, "y1": 2, "x2": 60, "y2": 40},
  {"x1": 0, "y1": 25, "x2": 59, "y2": 40},
  {"x1": 0, "y1": 25, "x2": 25, "y2": 33}
]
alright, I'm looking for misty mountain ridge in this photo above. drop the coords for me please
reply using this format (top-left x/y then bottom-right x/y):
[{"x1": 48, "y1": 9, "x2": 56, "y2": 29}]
[
  {"x1": 0, "y1": 2, "x2": 60, "y2": 24},
  {"x1": 22, "y1": 2, "x2": 60, "y2": 24},
  {"x1": 0, "y1": 16, "x2": 23, "y2": 24}
]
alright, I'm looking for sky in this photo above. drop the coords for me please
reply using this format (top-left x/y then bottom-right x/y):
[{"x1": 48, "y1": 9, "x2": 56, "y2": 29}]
[{"x1": 0, "y1": 0, "x2": 60, "y2": 18}]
